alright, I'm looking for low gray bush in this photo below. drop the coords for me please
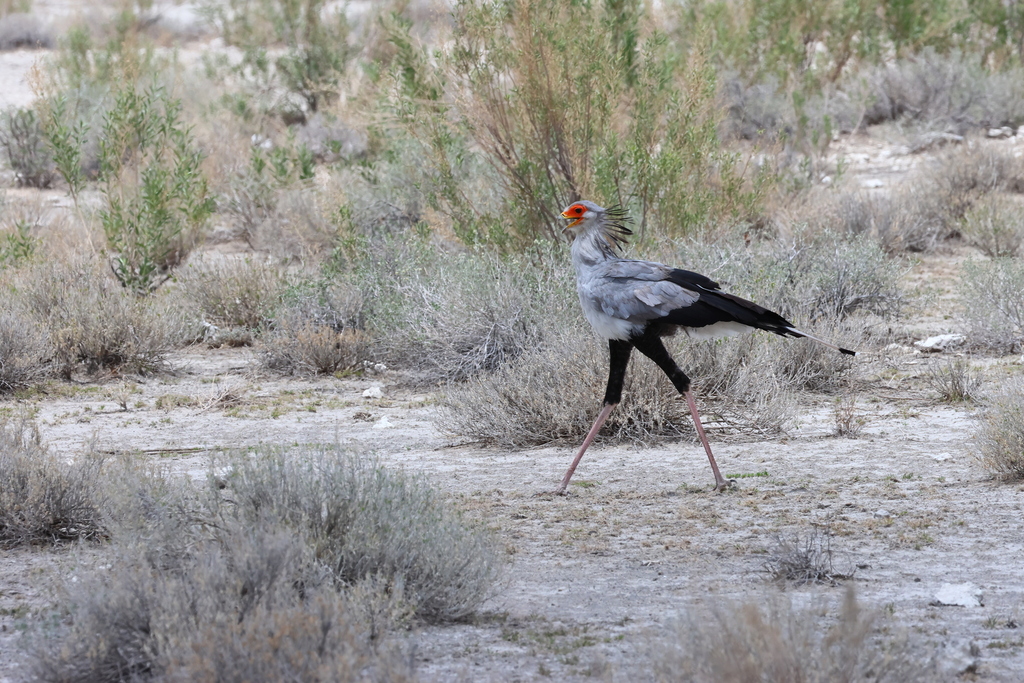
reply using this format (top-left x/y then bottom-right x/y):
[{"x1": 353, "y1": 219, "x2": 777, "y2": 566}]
[
  {"x1": 35, "y1": 529, "x2": 414, "y2": 683},
  {"x1": 960, "y1": 194, "x2": 1024, "y2": 257},
  {"x1": 0, "y1": 306, "x2": 48, "y2": 392},
  {"x1": 652, "y1": 589, "x2": 935, "y2": 682},
  {"x1": 175, "y1": 256, "x2": 286, "y2": 331},
  {"x1": 359, "y1": 238, "x2": 575, "y2": 382},
  {"x1": 857, "y1": 49, "x2": 1024, "y2": 132},
  {"x1": 977, "y1": 378, "x2": 1024, "y2": 480},
  {"x1": 14, "y1": 258, "x2": 179, "y2": 376},
  {"x1": 215, "y1": 446, "x2": 503, "y2": 622},
  {"x1": 960, "y1": 258, "x2": 1024, "y2": 353},
  {"x1": 0, "y1": 417, "x2": 105, "y2": 547},
  {"x1": 438, "y1": 327, "x2": 794, "y2": 448},
  {"x1": 32, "y1": 445, "x2": 499, "y2": 681}
]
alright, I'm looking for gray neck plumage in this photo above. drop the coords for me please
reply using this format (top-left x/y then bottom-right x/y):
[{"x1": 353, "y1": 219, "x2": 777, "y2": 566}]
[{"x1": 570, "y1": 222, "x2": 619, "y2": 271}]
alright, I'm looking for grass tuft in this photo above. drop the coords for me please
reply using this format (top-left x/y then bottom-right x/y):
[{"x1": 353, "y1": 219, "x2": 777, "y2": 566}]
[
  {"x1": 977, "y1": 378, "x2": 1024, "y2": 480},
  {"x1": 653, "y1": 588, "x2": 935, "y2": 683}
]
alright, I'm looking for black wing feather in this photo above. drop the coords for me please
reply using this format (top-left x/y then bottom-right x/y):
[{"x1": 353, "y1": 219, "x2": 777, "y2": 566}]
[{"x1": 662, "y1": 269, "x2": 801, "y2": 337}]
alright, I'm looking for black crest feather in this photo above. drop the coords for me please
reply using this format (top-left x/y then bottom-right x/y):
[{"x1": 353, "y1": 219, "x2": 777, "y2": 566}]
[{"x1": 601, "y1": 204, "x2": 633, "y2": 250}]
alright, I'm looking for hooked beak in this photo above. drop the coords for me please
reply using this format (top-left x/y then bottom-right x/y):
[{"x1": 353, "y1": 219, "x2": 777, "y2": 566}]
[{"x1": 561, "y1": 211, "x2": 583, "y2": 231}]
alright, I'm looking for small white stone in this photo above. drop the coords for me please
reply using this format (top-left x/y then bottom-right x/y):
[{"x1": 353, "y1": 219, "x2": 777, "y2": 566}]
[
  {"x1": 820, "y1": 175, "x2": 832, "y2": 185},
  {"x1": 913, "y1": 334, "x2": 966, "y2": 352},
  {"x1": 932, "y1": 582, "x2": 983, "y2": 607},
  {"x1": 362, "y1": 386, "x2": 383, "y2": 399},
  {"x1": 861, "y1": 178, "x2": 885, "y2": 189},
  {"x1": 932, "y1": 452, "x2": 951, "y2": 462},
  {"x1": 873, "y1": 509, "x2": 891, "y2": 519},
  {"x1": 372, "y1": 416, "x2": 393, "y2": 429}
]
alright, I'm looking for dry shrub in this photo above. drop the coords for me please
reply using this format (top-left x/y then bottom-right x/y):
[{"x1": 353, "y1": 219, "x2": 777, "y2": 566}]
[
  {"x1": 799, "y1": 144, "x2": 1024, "y2": 253},
  {"x1": 32, "y1": 445, "x2": 499, "y2": 681},
  {"x1": 669, "y1": 231, "x2": 902, "y2": 321},
  {"x1": 832, "y1": 395, "x2": 866, "y2": 437},
  {"x1": 438, "y1": 328, "x2": 793, "y2": 447},
  {"x1": 259, "y1": 323, "x2": 369, "y2": 375},
  {"x1": 960, "y1": 258, "x2": 1024, "y2": 353},
  {"x1": 0, "y1": 305, "x2": 48, "y2": 392},
  {"x1": 977, "y1": 378, "x2": 1024, "y2": 480},
  {"x1": 858, "y1": 49, "x2": 1024, "y2": 131},
  {"x1": 930, "y1": 143, "x2": 1024, "y2": 219},
  {"x1": 960, "y1": 194, "x2": 1024, "y2": 257},
  {"x1": 218, "y1": 446, "x2": 503, "y2": 622},
  {"x1": 13, "y1": 258, "x2": 179, "y2": 376},
  {"x1": 35, "y1": 529, "x2": 413, "y2": 683},
  {"x1": 360, "y1": 239, "x2": 574, "y2": 383},
  {"x1": 926, "y1": 357, "x2": 981, "y2": 402},
  {"x1": 0, "y1": 417, "x2": 105, "y2": 547},
  {"x1": 763, "y1": 519, "x2": 852, "y2": 585},
  {"x1": 653, "y1": 588, "x2": 934, "y2": 683},
  {"x1": 174, "y1": 256, "x2": 286, "y2": 331},
  {"x1": 258, "y1": 280, "x2": 368, "y2": 375}
]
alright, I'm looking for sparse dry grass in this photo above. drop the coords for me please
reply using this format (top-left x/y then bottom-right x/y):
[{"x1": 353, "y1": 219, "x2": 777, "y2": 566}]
[
  {"x1": 926, "y1": 357, "x2": 981, "y2": 402},
  {"x1": 653, "y1": 588, "x2": 935, "y2": 683},
  {"x1": 259, "y1": 322, "x2": 369, "y2": 375},
  {"x1": 763, "y1": 519, "x2": 852, "y2": 585},
  {"x1": 977, "y1": 378, "x2": 1024, "y2": 480}
]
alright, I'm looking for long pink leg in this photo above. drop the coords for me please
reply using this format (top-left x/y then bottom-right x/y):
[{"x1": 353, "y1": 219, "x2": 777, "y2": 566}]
[
  {"x1": 685, "y1": 390, "x2": 729, "y2": 491},
  {"x1": 556, "y1": 403, "x2": 616, "y2": 494}
]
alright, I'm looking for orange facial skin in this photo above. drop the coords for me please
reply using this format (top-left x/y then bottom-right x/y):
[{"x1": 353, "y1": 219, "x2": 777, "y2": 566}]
[{"x1": 561, "y1": 203, "x2": 587, "y2": 227}]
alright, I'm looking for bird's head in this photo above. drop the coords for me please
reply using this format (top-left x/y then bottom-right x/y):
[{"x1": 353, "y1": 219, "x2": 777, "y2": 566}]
[{"x1": 561, "y1": 200, "x2": 632, "y2": 248}]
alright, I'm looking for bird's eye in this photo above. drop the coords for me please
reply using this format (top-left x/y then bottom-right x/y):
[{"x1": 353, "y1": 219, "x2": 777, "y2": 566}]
[{"x1": 573, "y1": 206, "x2": 583, "y2": 214}]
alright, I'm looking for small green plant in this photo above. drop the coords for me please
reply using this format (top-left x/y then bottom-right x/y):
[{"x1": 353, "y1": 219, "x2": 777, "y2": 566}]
[
  {"x1": 0, "y1": 220, "x2": 35, "y2": 265},
  {"x1": 96, "y1": 84, "x2": 214, "y2": 292},
  {"x1": 204, "y1": 0, "x2": 352, "y2": 121}
]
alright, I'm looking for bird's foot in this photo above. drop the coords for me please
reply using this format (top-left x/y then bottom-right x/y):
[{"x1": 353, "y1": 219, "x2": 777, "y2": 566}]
[
  {"x1": 534, "y1": 488, "x2": 569, "y2": 498},
  {"x1": 713, "y1": 479, "x2": 737, "y2": 493}
]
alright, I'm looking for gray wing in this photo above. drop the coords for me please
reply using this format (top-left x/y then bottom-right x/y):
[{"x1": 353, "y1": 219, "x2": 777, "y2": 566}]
[{"x1": 579, "y1": 258, "x2": 700, "y2": 321}]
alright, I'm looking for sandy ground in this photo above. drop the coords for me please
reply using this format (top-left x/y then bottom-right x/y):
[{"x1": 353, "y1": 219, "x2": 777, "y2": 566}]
[{"x1": 3, "y1": 7, "x2": 1024, "y2": 681}]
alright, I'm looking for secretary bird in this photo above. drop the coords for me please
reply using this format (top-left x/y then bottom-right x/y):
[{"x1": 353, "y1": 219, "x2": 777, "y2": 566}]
[{"x1": 556, "y1": 200, "x2": 856, "y2": 494}]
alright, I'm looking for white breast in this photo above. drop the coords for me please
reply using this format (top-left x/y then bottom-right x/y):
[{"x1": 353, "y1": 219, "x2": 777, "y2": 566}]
[{"x1": 582, "y1": 305, "x2": 640, "y2": 340}]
